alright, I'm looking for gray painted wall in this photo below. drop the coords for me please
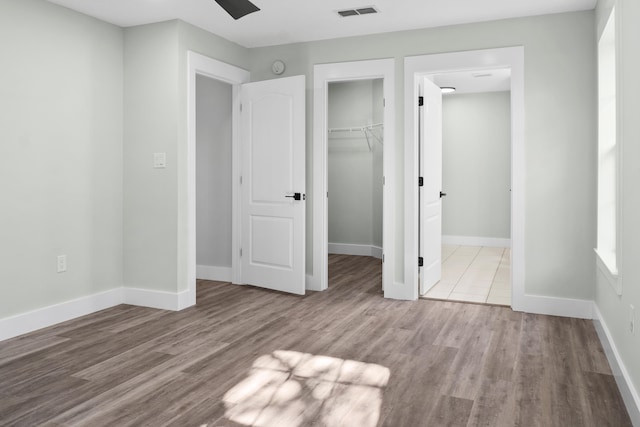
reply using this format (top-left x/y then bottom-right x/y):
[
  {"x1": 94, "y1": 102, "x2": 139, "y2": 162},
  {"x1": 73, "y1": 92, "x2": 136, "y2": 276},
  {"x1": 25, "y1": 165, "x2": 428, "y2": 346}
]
[
  {"x1": 248, "y1": 11, "x2": 597, "y2": 300},
  {"x1": 595, "y1": 0, "x2": 640, "y2": 413},
  {"x1": 196, "y1": 75, "x2": 232, "y2": 268},
  {"x1": 0, "y1": 0, "x2": 123, "y2": 317},
  {"x1": 123, "y1": 21, "x2": 180, "y2": 293},
  {"x1": 442, "y1": 91, "x2": 511, "y2": 239},
  {"x1": 123, "y1": 20, "x2": 250, "y2": 293},
  {"x1": 328, "y1": 80, "x2": 383, "y2": 247}
]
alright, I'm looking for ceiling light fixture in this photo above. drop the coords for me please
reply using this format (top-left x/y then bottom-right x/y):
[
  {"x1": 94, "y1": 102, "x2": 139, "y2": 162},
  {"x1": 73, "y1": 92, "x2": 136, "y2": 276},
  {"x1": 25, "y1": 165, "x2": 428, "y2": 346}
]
[{"x1": 441, "y1": 87, "x2": 456, "y2": 94}]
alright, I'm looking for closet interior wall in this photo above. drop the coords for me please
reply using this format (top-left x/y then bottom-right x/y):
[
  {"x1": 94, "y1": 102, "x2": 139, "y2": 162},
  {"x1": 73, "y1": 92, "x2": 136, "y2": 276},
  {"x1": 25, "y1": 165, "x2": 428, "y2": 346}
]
[
  {"x1": 328, "y1": 79, "x2": 383, "y2": 257},
  {"x1": 195, "y1": 75, "x2": 233, "y2": 279}
]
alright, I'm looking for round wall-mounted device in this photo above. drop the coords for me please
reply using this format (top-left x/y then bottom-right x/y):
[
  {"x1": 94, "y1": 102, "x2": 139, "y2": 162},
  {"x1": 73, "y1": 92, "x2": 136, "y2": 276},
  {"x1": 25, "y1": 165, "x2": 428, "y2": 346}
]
[{"x1": 271, "y1": 60, "x2": 286, "y2": 75}]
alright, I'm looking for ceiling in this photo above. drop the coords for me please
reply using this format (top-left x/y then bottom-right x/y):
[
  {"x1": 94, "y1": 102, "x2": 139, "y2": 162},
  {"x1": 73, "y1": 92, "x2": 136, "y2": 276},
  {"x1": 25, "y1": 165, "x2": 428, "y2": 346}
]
[{"x1": 47, "y1": 0, "x2": 597, "y2": 48}]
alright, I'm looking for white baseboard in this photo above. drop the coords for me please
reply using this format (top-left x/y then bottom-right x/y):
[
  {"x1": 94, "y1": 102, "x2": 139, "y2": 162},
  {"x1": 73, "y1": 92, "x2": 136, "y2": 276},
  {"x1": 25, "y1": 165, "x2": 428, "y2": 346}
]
[
  {"x1": 371, "y1": 246, "x2": 383, "y2": 259},
  {"x1": 518, "y1": 294, "x2": 594, "y2": 319},
  {"x1": 593, "y1": 304, "x2": 640, "y2": 426},
  {"x1": 305, "y1": 274, "x2": 315, "y2": 291},
  {"x1": 196, "y1": 265, "x2": 232, "y2": 282},
  {"x1": 328, "y1": 243, "x2": 383, "y2": 259},
  {"x1": 180, "y1": 288, "x2": 196, "y2": 311},
  {"x1": 384, "y1": 281, "x2": 415, "y2": 300},
  {"x1": 0, "y1": 288, "x2": 123, "y2": 342},
  {"x1": 122, "y1": 287, "x2": 192, "y2": 311},
  {"x1": 442, "y1": 235, "x2": 511, "y2": 248}
]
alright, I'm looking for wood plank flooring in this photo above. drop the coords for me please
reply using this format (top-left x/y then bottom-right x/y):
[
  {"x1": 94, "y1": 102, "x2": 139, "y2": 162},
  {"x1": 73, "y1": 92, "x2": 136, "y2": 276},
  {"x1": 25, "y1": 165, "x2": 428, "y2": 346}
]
[{"x1": 0, "y1": 254, "x2": 632, "y2": 426}]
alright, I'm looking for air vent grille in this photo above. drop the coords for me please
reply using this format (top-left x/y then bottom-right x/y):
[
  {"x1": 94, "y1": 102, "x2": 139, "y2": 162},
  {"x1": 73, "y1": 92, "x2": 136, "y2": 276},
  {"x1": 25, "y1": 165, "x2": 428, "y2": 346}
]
[
  {"x1": 356, "y1": 7, "x2": 377, "y2": 14},
  {"x1": 338, "y1": 9, "x2": 359, "y2": 17},
  {"x1": 337, "y1": 6, "x2": 379, "y2": 17}
]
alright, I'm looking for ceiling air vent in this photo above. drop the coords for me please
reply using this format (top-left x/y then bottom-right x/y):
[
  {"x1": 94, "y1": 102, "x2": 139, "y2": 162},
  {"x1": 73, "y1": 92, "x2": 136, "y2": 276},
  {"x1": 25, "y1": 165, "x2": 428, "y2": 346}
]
[
  {"x1": 338, "y1": 9, "x2": 359, "y2": 17},
  {"x1": 337, "y1": 6, "x2": 379, "y2": 17},
  {"x1": 356, "y1": 7, "x2": 377, "y2": 15}
]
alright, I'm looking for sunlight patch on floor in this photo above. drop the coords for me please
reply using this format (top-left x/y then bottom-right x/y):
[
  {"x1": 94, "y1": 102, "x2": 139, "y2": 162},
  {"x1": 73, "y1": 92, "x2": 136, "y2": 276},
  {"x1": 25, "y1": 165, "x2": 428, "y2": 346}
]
[{"x1": 223, "y1": 350, "x2": 390, "y2": 427}]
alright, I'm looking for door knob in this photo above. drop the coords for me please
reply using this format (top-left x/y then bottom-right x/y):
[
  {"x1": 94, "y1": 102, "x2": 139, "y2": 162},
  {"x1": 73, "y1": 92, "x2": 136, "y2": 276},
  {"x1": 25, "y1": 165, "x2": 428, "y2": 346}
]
[
  {"x1": 440, "y1": 191, "x2": 447, "y2": 198},
  {"x1": 285, "y1": 193, "x2": 305, "y2": 201}
]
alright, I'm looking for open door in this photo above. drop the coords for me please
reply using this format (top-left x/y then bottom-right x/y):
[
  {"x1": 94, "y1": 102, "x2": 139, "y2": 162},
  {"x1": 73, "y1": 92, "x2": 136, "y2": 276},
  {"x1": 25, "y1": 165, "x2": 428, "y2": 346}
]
[
  {"x1": 240, "y1": 75, "x2": 306, "y2": 295},
  {"x1": 419, "y1": 77, "x2": 443, "y2": 295}
]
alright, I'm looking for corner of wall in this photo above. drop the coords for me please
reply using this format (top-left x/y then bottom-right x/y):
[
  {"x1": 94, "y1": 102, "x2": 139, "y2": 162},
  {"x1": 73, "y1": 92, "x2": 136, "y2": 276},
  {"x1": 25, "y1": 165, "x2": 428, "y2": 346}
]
[{"x1": 593, "y1": 303, "x2": 640, "y2": 426}]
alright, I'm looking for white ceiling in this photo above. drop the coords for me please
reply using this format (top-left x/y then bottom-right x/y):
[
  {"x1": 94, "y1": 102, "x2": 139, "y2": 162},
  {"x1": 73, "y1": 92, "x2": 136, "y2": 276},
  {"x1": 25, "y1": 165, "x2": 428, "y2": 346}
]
[
  {"x1": 433, "y1": 68, "x2": 511, "y2": 95},
  {"x1": 47, "y1": 0, "x2": 596, "y2": 48}
]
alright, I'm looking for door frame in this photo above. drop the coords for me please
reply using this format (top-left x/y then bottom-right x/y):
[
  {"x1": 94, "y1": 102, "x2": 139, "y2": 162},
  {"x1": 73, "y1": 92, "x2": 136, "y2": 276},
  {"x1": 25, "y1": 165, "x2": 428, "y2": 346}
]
[
  {"x1": 312, "y1": 59, "x2": 395, "y2": 293},
  {"x1": 404, "y1": 47, "x2": 525, "y2": 308},
  {"x1": 185, "y1": 51, "x2": 249, "y2": 306}
]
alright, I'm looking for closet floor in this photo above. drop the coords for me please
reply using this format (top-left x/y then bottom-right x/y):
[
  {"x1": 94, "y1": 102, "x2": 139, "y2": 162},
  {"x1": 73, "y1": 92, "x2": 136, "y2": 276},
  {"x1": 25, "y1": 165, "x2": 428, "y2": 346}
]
[{"x1": 422, "y1": 245, "x2": 511, "y2": 306}]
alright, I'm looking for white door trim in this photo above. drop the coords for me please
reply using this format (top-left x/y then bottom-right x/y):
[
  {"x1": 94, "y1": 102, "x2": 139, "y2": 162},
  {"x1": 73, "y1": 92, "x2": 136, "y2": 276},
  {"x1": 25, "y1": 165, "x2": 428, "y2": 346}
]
[
  {"x1": 186, "y1": 51, "x2": 250, "y2": 306},
  {"x1": 403, "y1": 47, "x2": 525, "y2": 307},
  {"x1": 312, "y1": 59, "x2": 395, "y2": 293}
]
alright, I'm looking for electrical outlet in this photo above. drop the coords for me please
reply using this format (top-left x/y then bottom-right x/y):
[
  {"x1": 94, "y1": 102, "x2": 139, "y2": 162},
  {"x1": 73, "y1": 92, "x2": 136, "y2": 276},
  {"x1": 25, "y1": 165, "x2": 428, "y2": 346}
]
[
  {"x1": 630, "y1": 305, "x2": 635, "y2": 335},
  {"x1": 57, "y1": 255, "x2": 67, "y2": 273}
]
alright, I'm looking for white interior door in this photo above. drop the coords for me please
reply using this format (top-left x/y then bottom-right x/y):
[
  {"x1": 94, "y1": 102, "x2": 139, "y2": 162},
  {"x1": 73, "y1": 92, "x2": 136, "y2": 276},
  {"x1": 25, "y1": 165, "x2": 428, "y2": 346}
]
[
  {"x1": 240, "y1": 75, "x2": 306, "y2": 295},
  {"x1": 419, "y1": 77, "x2": 443, "y2": 295}
]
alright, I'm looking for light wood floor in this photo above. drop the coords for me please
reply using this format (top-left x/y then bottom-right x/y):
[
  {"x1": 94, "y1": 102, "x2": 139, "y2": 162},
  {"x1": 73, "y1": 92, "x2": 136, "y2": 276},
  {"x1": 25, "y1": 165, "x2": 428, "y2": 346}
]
[{"x1": 0, "y1": 255, "x2": 632, "y2": 426}]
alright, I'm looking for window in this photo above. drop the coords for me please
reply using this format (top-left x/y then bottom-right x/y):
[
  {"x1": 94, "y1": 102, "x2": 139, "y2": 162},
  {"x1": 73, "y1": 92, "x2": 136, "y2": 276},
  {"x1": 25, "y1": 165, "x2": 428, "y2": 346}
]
[{"x1": 595, "y1": 7, "x2": 620, "y2": 294}]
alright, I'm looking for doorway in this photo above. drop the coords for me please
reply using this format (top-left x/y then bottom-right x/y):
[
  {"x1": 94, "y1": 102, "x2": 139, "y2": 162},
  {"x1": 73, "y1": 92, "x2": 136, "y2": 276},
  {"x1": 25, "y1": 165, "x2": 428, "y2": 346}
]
[
  {"x1": 421, "y1": 69, "x2": 512, "y2": 306},
  {"x1": 327, "y1": 79, "x2": 384, "y2": 289},
  {"x1": 404, "y1": 47, "x2": 525, "y2": 308},
  {"x1": 312, "y1": 59, "x2": 395, "y2": 295},
  {"x1": 195, "y1": 75, "x2": 234, "y2": 285},
  {"x1": 187, "y1": 53, "x2": 307, "y2": 302},
  {"x1": 186, "y1": 52, "x2": 248, "y2": 306}
]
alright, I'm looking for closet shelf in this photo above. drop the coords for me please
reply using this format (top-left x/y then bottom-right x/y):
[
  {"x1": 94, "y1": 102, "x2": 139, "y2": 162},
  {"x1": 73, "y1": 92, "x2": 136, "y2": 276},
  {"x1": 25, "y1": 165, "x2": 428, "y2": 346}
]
[
  {"x1": 328, "y1": 122, "x2": 383, "y2": 133},
  {"x1": 328, "y1": 123, "x2": 383, "y2": 151}
]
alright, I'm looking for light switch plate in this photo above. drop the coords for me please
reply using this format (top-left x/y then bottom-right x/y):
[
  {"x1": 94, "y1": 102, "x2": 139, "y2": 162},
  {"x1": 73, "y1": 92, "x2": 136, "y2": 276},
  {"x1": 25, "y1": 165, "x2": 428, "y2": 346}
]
[
  {"x1": 57, "y1": 255, "x2": 67, "y2": 273},
  {"x1": 154, "y1": 152, "x2": 166, "y2": 168}
]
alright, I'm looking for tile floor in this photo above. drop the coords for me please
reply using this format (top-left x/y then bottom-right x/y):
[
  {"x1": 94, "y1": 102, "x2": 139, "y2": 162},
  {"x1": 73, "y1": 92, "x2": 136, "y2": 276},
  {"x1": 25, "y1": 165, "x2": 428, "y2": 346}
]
[{"x1": 422, "y1": 245, "x2": 511, "y2": 306}]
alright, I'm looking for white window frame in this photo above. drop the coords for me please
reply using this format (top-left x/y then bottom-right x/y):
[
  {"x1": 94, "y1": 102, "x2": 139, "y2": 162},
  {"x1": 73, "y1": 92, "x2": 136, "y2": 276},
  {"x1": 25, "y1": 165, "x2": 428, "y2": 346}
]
[{"x1": 595, "y1": 6, "x2": 622, "y2": 295}]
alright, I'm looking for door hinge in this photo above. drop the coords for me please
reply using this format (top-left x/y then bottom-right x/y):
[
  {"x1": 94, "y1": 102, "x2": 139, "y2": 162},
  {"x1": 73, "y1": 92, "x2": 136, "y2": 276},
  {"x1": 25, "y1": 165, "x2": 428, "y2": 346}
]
[
  {"x1": 383, "y1": 254, "x2": 385, "y2": 262},
  {"x1": 240, "y1": 103, "x2": 243, "y2": 112},
  {"x1": 418, "y1": 177, "x2": 423, "y2": 187},
  {"x1": 418, "y1": 96, "x2": 424, "y2": 107},
  {"x1": 383, "y1": 176, "x2": 386, "y2": 186},
  {"x1": 240, "y1": 248, "x2": 243, "y2": 257},
  {"x1": 418, "y1": 257, "x2": 424, "y2": 267},
  {"x1": 240, "y1": 175, "x2": 243, "y2": 184},
  {"x1": 383, "y1": 98, "x2": 386, "y2": 107}
]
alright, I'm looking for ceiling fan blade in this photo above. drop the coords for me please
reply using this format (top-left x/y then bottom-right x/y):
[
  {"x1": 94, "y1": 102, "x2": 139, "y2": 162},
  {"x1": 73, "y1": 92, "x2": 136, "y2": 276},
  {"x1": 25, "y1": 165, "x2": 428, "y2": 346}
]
[{"x1": 215, "y1": 0, "x2": 260, "y2": 20}]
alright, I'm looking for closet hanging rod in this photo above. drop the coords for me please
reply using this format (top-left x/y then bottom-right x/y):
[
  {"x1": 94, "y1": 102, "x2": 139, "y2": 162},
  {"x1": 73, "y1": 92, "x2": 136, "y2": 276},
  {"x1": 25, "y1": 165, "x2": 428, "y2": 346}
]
[{"x1": 328, "y1": 122, "x2": 383, "y2": 133}]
